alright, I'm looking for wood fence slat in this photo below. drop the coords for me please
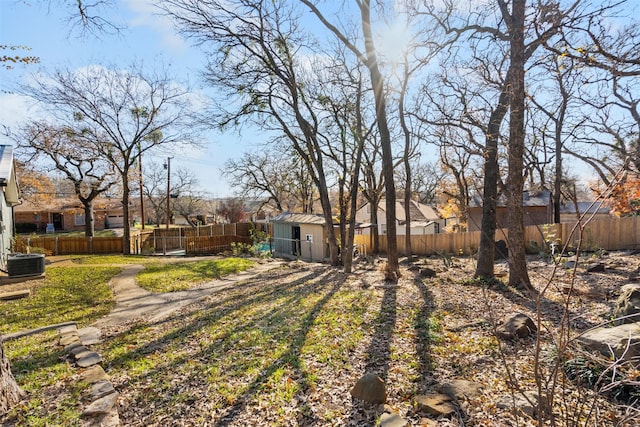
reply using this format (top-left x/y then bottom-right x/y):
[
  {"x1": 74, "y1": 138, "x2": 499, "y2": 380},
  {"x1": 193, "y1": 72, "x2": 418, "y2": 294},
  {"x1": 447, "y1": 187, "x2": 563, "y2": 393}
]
[{"x1": 352, "y1": 217, "x2": 640, "y2": 257}]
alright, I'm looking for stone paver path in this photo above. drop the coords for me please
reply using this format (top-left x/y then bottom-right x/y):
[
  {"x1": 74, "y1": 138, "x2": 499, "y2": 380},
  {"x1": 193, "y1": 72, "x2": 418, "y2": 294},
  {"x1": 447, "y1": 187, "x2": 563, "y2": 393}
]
[{"x1": 92, "y1": 260, "x2": 284, "y2": 327}]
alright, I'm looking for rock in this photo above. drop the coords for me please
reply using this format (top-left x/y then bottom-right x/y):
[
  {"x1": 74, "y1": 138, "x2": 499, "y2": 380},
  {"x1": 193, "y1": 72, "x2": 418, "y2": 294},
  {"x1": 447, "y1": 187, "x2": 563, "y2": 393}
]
[
  {"x1": 414, "y1": 393, "x2": 456, "y2": 417},
  {"x1": 87, "y1": 411, "x2": 120, "y2": 427},
  {"x1": 613, "y1": 284, "x2": 640, "y2": 325},
  {"x1": 496, "y1": 391, "x2": 543, "y2": 418},
  {"x1": 496, "y1": 313, "x2": 537, "y2": 340},
  {"x1": 59, "y1": 334, "x2": 80, "y2": 346},
  {"x1": 80, "y1": 365, "x2": 110, "y2": 383},
  {"x1": 82, "y1": 392, "x2": 118, "y2": 416},
  {"x1": 576, "y1": 323, "x2": 640, "y2": 360},
  {"x1": 64, "y1": 340, "x2": 83, "y2": 352},
  {"x1": 77, "y1": 351, "x2": 103, "y2": 368},
  {"x1": 563, "y1": 260, "x2": 577, "y2": 269},
  {"x1": 419, "y1": 268, "x2": 436, "y2": 278},
  {"x1": 351, "y1": 373, "x2": 386, "y2": 404},
  {"x1": 587, "y1": 263, "x2": 606, "y2": 273},
  {"x1": 89, "y1": 380, "x2": 116, "y2": 400},
  {"x1": 58, "y1": 324, "x2": 78, "y2": 335},
  {"x1": 78, "y1": 327, "x2": 102, "y2": 345},
  {"x1": 494, "y1": 240, "x2": 508, "y2": 259},
  {"x1": 379, "y1": 412, "x2": 408, "y2": 427},
  {"x1": 439, "y1": 379, "x2": 483, "y2": 401}
]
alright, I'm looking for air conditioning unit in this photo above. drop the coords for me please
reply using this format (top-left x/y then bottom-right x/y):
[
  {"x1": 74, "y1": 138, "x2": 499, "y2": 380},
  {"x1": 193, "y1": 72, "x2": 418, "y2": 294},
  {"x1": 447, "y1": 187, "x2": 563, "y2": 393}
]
[{"x1": 7, "y1": 254, "x2": 46, "y2": 277}]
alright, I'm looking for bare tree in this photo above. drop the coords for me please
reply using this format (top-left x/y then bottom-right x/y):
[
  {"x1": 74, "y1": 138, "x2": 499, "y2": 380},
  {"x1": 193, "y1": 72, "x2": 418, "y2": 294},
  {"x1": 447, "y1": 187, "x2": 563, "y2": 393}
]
[
  {"x1": 169, "y1": 168, "x2": 203, "y2": 227},
  {"x1": 162, "y1": 0, "x2": 344, "y2": 265},
  {"x1": 217, "y1": 198, "x2": 247, "y2": 223},
  {"x1": 302, "y1": 0, "x2": 401, "y2": 280},
  {"x1": 20, "y1": 64, "x2": 198, "y2": 253},
  {"x1": 16, "y1": 122, "x2": 118, "y2": 236},
  {"x1": 222, "y1": 146, "x2": 315, "y2": 214}
]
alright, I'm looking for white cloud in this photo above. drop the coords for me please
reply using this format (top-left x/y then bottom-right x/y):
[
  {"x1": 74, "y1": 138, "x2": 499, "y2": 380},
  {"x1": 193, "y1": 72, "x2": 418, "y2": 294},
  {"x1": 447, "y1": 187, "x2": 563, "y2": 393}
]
[{"x1": 124, "y1": 0, "x2": 187, "y2": 51}]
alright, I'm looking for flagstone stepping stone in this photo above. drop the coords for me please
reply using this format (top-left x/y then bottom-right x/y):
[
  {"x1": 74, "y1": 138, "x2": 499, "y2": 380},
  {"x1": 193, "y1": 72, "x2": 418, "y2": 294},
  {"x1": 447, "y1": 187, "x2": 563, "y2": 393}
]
[{"x1": 77, "y1": 351, "x2": 103, "y2": 368}]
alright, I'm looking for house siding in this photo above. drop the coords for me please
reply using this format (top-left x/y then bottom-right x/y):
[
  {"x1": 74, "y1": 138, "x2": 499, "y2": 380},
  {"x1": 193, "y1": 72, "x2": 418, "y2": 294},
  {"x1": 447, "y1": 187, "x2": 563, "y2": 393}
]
[
  {"x1": 271, "y1": 213, "x2": 328, "y2": 262},
  {"x1": 467, "y1": 205, "x2": 552, "y2": 232}
]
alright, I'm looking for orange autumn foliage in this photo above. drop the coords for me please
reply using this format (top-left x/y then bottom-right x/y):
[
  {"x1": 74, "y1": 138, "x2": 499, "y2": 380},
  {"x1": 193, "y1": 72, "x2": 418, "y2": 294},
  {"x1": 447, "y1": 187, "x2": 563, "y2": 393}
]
[{"x1": 608, "y1": 176, "x2": 640, "y2": 217}]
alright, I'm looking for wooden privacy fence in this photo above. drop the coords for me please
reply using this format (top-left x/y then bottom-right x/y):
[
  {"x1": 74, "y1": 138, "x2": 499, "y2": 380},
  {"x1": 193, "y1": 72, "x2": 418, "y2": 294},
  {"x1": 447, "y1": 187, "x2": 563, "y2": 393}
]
[
  {"x1": 150, "y1": 222, "x2": 270, "y2": 253},
  {"x1": 15, "y1": 236, "x2": 124, "y2": 255},
  {"x1": 14, "y1": 222, "x2": 271, "y2": 255},
  {"x1": 354, "y1": 216, "x2": 640, "y2": 256},
  {"x1": 184, "y1": 235, "x2": 253, "y2": 255}
]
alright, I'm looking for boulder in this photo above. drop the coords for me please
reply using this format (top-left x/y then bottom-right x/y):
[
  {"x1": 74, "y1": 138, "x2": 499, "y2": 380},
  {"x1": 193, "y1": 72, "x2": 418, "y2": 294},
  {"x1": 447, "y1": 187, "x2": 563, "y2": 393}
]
[
  {"x1": 413, "y1": 393, "x2": 456, "y2": 417},
  {"x1": 496, "y1": 313, "x2": 537, "y2": 340},
  {"x1": 439, "y1": 379, "x2": 483, "y2": 401},
  {"x1": 419, "y1": 268, "x2": 437, "y2": 278},
  {"x1": 379, "y1": 412, "x2": 408, "y2": 427},
  {"x1": 576, "y1": 322, "x2": 640, "y2": 360},
  {"x1": 586, "y1": 263, "x2": 606, "y2": 273},
  {"x1": 613, "y1": 284, "x2": 640, "y2": 325},
  {"x1": 351, "y1": 373, "x2": 386, "y2": 404},
  {"x1": 81, "y1": 392, "x2": 118, "y2": 416}
]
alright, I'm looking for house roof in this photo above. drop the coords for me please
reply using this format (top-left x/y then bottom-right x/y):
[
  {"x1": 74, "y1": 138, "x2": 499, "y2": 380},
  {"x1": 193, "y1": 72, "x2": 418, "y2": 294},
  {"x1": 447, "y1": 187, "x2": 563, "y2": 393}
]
[
  {"x1": 559, "y1": 201, "x2": 611, "y2": 215},
  {"x1": 367, "y1": 199, "x2": 441, "y2": 224},
  {"x1": 469, "y1": 190, "x2": 551, "y2": 208},
  {"x1": 0, "y1": 145, "x2": 19, "y2": 205},
  {"x1": 271, "y1": 212, "x2": 326, "y2": 225},
  {"x1": 14, "y1": 197, "x2": 124, "y2": 213}
]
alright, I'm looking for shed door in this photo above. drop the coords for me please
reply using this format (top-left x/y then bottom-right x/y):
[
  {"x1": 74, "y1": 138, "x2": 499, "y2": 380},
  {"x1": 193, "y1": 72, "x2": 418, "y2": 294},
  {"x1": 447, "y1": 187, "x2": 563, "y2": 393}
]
[{"x1": 292, "y1": 226, "x2": 301, "y2": 255}]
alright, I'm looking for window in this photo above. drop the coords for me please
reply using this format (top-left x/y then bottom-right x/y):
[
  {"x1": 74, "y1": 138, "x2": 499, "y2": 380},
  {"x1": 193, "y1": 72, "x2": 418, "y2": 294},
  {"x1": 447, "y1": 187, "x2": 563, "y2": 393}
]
[
  {"x1": 75, "y1": 212, "x2": 85, "y2": 226},
  {"x1": 34, "y1": 213, "x2": 41, "y2": 221}
]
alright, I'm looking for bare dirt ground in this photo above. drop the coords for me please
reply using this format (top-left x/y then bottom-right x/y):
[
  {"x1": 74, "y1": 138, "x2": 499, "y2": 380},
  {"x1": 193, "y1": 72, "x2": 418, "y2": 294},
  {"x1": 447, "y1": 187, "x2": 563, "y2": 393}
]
[{"x1": 99, "y1": 251, "x2": 638, "y2": 426}]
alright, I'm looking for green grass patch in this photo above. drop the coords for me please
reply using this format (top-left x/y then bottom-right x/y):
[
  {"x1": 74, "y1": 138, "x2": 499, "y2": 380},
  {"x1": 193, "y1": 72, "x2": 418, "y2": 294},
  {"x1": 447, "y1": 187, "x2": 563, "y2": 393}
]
[
  {"x1": 3, "y1": 333, "x2": 82, "y2": 427},
  {"x1": 0, "y1": 266, "x2": 120, "y2": 334},
  {"x1": 70, "y1": 254, "x2": 155, "y2": 265},
  {"x1": 135, "y1": 257, "x2": 255, "y2": 292}
]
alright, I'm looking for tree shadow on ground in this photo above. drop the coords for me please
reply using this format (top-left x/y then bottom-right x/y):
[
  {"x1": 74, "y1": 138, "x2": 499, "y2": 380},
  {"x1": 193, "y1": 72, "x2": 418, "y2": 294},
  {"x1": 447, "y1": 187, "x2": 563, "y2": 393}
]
[
  {"x1": 348, "y1": 281, "x2": 398, "y2": 424},
  {"x1": 411, "y1": 276, "x2": 438, "y2": 393},
  {"x1": 99, "y1": 265, "x2": 349, "y2": 426}
]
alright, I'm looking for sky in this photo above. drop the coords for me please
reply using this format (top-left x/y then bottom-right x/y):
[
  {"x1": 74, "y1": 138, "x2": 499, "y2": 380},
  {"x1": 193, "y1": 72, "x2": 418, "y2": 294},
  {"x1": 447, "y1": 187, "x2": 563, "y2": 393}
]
[{"x1": 0, "y1": 0, "x2": 260, "y2": 198}]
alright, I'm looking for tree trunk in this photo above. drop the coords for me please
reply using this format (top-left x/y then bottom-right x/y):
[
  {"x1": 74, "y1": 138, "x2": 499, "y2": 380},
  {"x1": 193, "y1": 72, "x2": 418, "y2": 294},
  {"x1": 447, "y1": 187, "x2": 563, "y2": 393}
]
[
  {"x1": 122, "y1": 173, "x2": 131, "y2": 255},
  {"x1": 475, "y1": 75, "x2": 511, "y2": 279},
  {"x1": 1, "y1": 340, "x2": 24, "y2": 415},
  {"x1": 506, "y1": 0, "x2": 532, "y2": 290},
  {"x1": 399, "y1": 64, "x2": 413, "y2": 262},
  {"x1": 83, "y1": 201, "x2": 95, "y2": 237},
  {"x1": 360, "y1": 0, "x2": 399, "y2": 280},
  {"x1": 370, "y1": 201, "x2": 380, "y2": 254}
]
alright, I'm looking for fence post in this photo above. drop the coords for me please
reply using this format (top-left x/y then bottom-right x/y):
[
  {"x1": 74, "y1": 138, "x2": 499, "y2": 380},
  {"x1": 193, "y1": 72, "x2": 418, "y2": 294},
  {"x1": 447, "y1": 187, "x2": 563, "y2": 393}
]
[
  {"x1": 55, "y1": 236, "x2": 59, "y2": 255},
  {"x1": 89, "y1": 236, "x2": 93, "y2": 254}
]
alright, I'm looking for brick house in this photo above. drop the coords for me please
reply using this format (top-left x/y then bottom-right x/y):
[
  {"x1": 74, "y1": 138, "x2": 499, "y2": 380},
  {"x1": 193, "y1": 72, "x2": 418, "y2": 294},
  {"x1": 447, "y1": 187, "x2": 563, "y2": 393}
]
[{"x1": 14, "y1": 198, "x2": 130, "y2": 233}]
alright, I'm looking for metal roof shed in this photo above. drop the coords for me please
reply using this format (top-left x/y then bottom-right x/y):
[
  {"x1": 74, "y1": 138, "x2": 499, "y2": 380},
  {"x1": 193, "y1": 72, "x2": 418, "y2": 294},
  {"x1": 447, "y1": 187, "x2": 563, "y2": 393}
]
[{"x1": 270, "y1": 212, "x2": 328, "y2": 262}]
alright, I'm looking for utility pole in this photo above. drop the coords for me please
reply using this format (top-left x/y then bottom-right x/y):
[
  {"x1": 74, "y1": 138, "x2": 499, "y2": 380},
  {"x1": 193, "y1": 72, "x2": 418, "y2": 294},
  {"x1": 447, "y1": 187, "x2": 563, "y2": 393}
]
[
  {"x1": 165, "y1": 157, "x2": 172, "y2": 229},
  {"x1": 138, "y1": 144, "x2": 145, "y2": 230}
]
